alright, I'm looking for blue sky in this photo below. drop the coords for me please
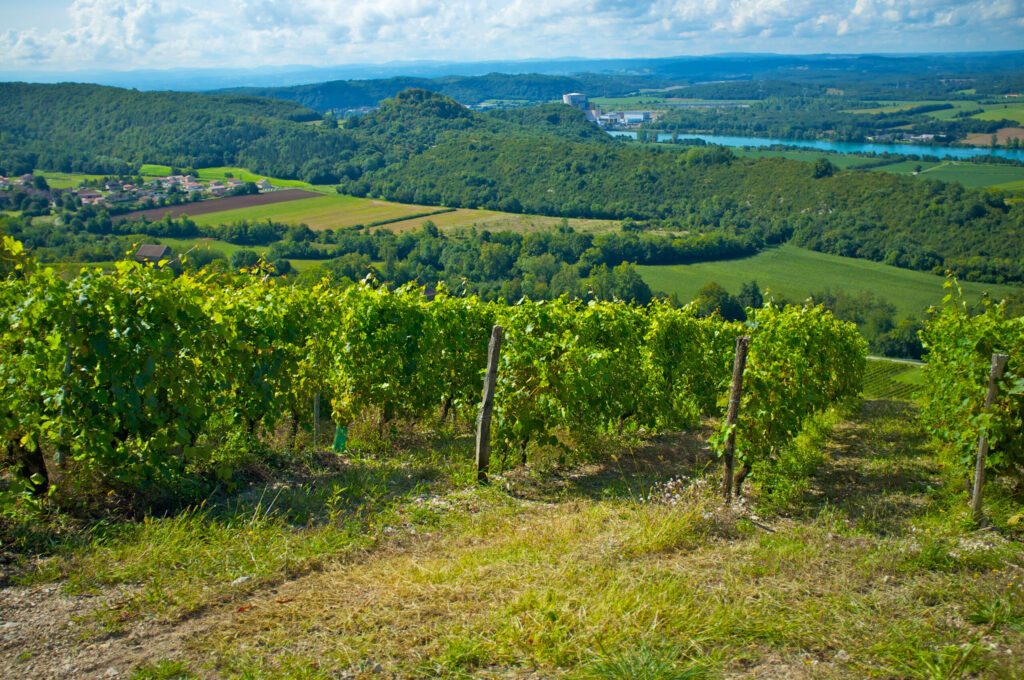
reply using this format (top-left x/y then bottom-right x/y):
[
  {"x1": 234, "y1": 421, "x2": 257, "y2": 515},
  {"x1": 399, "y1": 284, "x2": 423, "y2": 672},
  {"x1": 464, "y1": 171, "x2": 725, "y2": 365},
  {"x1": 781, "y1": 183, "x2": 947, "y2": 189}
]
[{"x1": 1, "y1": 0, "x2": 1022, "y2": 73}]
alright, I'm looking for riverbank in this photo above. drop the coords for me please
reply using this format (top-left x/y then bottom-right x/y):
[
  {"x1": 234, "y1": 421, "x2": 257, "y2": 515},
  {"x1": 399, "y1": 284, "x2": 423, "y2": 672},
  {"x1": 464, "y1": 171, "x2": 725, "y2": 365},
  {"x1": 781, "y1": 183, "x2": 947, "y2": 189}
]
[{"x1": 609, "y1": 130, "x2": 1024, "y2": 162}]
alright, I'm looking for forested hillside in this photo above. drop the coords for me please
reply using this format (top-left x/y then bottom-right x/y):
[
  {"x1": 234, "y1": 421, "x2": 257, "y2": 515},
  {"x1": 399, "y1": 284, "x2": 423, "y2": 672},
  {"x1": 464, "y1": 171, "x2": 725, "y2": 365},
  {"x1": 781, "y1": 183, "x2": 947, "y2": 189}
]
[
  {"x1": 212, "y1": 52, "x2": 1024, "y2": 110},
  {"x1": 357, "y1": 131, "x2": 1023, "y2": 282},
  {"x1": 218, "y1": 72, "x2": 652, "y2": 110},
  {"x1": 2, "y1": 83, "x2": 1023, "y2": 282}
]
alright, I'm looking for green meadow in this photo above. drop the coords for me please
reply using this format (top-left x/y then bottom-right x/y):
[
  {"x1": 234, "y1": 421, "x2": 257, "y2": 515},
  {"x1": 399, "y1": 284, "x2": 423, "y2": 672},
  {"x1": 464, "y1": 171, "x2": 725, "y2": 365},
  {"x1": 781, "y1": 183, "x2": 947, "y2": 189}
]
[
  {"x1": 637, "y1": 244, "x2": 1020, "y2": 318},
  {"x1": 34, "y1": 171, "x2": 109, "y2": 188},
  {"x1": 847, "y1": 99, "x2": 1024, "y2": 124},
  {"x1": 974, "y1": 102, "x2": 1024, "y2": 124},
  {"x1": 732, "y1": 148, "x2": 877, "y2": 169},
  {"x1": 188, "y1": 194, "x2": 446, "y2": 231},
  {"x1": 867, "y1": 160, "x2": 1024, "y2": 189}
]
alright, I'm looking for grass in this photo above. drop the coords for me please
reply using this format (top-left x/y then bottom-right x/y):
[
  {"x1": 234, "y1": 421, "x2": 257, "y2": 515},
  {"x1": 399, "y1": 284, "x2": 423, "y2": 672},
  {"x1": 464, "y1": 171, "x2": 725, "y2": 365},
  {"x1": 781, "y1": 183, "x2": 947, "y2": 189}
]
[
  {"x1": 847, "y1": 99, "x2": 1024, "y2": 124},
  {"x1": 8, "y1": 388, "x2": 1024, "y2": 676},
  {"x1": 732, "y1": 151, "x2": 1024, "y2": 190},
  {"x1": 637, "y1": 244, "x2": 1021, "y2": 319},
  {"x1": 916, "y1": 162, "x2": 1024, "y2": 189},
  {"x1": 187, "y1": 195, "x2": 436, "y2": 231},
  {"x1": 193, "y1": 167, "x2": 335, "y2": 194},
  {"x1": 163, "y1": 405, "x2": 1024, "y2": 674},
  {"x1": 732, "y1": 148, "x2": 874, "y2": 169},
  {"x1": 34, "y1": 171, "x2": 108, "y2": 189},
  {"x1": 140, "y1": 164, "x2": 173, "y2": 176},
  {"x1": 974, "y1": 103, "x2": 1024, "y2": 125},
  {"x1": 865, "y1": 160, "x2": 1024, "y2": 190},
  {"x1": 590, "y1": 95, "x2": 755, "y2": 109},
  {"x1": 16, "y1": 436, "x2": 478, "y2": 626},
  {"x1": 183, "y1": 192, "x2": 620, "y2": 234}
]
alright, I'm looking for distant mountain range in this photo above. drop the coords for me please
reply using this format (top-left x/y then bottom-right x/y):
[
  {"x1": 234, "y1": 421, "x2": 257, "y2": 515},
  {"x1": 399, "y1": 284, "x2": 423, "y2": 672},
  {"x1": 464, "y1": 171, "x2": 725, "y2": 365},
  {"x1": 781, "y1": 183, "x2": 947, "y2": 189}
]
[{"x1": 2, "y1": 51, "x2": 1023, "y2": 92}]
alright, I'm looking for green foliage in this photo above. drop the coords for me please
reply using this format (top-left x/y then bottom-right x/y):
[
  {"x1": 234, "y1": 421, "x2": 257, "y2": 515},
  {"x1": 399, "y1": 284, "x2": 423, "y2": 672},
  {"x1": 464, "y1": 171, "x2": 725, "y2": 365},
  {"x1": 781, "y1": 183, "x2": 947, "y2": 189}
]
[
  {"x1": 5, "y1": 83, "x2": 1023, "y2": 283},
  {"x1": 920, "y1": 280, "x2": 1024, "y2": 481},
  {"x1": 0, "y1": 236, "x2": 864, "y2": 505},
  {"x1": 713, "y1": 303, "x2": 867, "y2": 487}
]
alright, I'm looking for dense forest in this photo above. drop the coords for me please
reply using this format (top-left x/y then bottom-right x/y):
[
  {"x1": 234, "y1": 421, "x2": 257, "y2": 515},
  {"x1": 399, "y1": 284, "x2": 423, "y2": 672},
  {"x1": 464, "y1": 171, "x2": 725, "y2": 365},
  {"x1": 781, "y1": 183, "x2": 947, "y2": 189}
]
[{"x1": 2, "y1": 84, "x2": 1023, "y2": 283}]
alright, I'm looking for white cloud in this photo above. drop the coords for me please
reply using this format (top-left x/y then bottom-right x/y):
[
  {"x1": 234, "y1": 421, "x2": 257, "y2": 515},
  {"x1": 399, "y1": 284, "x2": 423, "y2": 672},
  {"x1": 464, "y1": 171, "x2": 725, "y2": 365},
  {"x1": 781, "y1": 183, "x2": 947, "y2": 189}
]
[{"x1": 0, "y1": 0, "x2": 1021, "y2": 71}]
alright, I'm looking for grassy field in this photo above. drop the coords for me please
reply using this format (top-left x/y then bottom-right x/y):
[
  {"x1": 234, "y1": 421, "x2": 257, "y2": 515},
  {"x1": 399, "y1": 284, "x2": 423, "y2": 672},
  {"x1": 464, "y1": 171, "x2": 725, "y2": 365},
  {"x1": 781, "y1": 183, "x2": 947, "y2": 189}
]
[
  {"x1": 847, "y1": 99, "x2": 1024, "y2": 124},
  {"x1": 974, "y1": 102, "x2": 1024, "y2": 124},
  {"x1": 733, "y1": 148, "x2": 877, "y2": 169},
  {"x1": 590, "y1": 95, "x2": 754, "y2": 109},
  {"x1": 193, "y1": 167, "x2": 334, "y2": 193},
  {"x1": 918, "y1": 161, "x2": 1024, "y2": 189},
  {"x1": 187, "y1": 194, "x2": 439, "y2": 231},
  {"x1": 866, "y1": 159, "x2": 1024, "y2": 189},
  {"x1": 184, "y1": 192, "x2": 620, "y2": 234},
  {"x1": 637, "y1": 244, "x2": 1020, "y2": 318},
  {"x1": 34, "y1": 171, "x2": 109, "y2": 189},
  {"x1": 141, "y1": 165, "x2": 338, "y2": 194},
  {"x1": 688, "y1": 148, "x2": 1024, "y2": 191},
  {"x1": 381, "y1": 210, "x2": 618, "y2": 234},
  {"x1": 5, "y1": 393, "x2": 1024, "y2": 676}
]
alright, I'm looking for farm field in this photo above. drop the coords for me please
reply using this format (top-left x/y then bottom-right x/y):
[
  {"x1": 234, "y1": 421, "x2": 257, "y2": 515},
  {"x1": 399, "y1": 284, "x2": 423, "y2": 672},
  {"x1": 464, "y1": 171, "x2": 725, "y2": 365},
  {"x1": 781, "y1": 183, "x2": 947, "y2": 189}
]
[
  {"x1": 193, "y1": 166, "x2": 334, "y2": 193},
  {"x1": 636, "y1": 243, "x2": 1020, "y2": 319},
  {"x1": 963, "y1": 127, "x2": 1024, "y2": 147},
  {"x1": 34, "y1": 171, "x2": 109, "y2": 189},
  {"x1": 846, "y1": 99, "x2": 1024, "y2": 123},
  {"x1": 380, "y1": 210, "x2": 618, "y2": 234},
  {"x1": 974, "y1": 103, "x2": 1024, "y2": 124},
  {"x1": 713, "y1": 150, "x2": 1024, "y2": 190},
  {"x1": 177, "y1": 192, "x2": 620, "y2": 234},
  {"x1": 590, "y1": 95, "x2": 754, "y2": 109},
  {"x1": 116, "y1": 189, "x2": 322, "y2": 222},
  {"x1": 868, "y1": 159, "x2": 1024, "y2": 189},
  {"x1": 187, "y1": 194, "x2": 449, "y2": 231},
  {"x1": 732, "y1": 148, "x2": 878, "y2": 169},
  {"x1": 918, "y1": 161, "x2": 1024, "y2": 189},
  {"x1": 862, "y1": 358, "x2": 925, "y2": 400}
]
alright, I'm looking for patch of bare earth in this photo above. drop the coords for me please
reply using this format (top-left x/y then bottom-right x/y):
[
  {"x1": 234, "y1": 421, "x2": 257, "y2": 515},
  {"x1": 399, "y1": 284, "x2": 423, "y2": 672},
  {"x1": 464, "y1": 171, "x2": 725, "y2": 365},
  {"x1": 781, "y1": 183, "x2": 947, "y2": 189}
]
[
  {"x1": 0, "y1": 582, "x2": 218, "y2": 678},
  {"x1": 963, "y1": 127, "x2": 1024, "y2": 146}
]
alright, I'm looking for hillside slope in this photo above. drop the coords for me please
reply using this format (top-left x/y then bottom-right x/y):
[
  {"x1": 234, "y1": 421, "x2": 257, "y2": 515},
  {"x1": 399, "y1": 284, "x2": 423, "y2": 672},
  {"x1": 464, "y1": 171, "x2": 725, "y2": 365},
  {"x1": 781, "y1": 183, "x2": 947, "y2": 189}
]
[
  {"x1": 2, "y1": 84, "x2": 1023, "y2": 282},
  {"x1": 3, "y1": 398, "x2": 1022, "y2": 677}
]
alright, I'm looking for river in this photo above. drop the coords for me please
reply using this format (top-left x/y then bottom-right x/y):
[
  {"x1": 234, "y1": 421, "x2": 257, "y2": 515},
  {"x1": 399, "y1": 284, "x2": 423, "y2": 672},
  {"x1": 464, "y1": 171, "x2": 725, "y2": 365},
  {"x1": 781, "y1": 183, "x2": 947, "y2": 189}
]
[{"x1": 607, "y1": 131, "x2": 1024, "y2": 162}]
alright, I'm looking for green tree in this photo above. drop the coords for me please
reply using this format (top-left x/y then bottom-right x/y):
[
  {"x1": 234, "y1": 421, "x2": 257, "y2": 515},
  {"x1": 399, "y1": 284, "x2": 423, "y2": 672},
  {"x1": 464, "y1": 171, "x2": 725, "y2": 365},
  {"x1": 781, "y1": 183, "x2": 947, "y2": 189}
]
[
  {"x1": 813, "y1": 158, "x2": 836, "y2": 178},
  {"x1": 694, "y1": 282, "x2": 744, "y2": 321},
  {"x1": 230, "y1": 249, "x2": 261, "y2": 270}
]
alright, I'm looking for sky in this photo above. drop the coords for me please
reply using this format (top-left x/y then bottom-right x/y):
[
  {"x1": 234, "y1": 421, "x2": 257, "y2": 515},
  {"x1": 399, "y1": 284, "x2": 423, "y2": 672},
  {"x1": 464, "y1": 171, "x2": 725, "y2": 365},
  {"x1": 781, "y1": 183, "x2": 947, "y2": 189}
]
[{"x1": 1, "y1": 0, "x2": 1022, "y2": 74}]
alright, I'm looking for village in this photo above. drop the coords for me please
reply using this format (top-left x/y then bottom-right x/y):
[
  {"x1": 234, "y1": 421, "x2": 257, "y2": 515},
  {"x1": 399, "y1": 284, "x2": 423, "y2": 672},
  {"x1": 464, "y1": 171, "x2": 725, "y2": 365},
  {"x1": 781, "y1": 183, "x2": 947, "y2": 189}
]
[{"x1": 0, "y1": 171, "x2": 275, "y2": 210}]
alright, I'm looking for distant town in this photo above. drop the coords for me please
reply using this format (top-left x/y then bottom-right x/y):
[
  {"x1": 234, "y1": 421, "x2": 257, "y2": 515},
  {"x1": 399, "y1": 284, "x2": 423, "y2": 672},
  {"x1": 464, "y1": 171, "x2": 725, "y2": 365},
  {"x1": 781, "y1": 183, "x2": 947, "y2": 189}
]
[{"x1": 0, "y1": 171, "x2": 277, "y2": 211}]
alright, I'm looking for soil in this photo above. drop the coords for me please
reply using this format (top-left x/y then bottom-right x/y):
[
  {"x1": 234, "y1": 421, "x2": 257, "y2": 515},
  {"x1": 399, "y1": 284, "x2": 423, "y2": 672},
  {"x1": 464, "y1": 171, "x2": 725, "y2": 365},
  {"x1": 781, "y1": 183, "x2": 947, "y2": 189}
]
[{"x1": 113, "y1": 189, "x2": 321, "y2": 222}]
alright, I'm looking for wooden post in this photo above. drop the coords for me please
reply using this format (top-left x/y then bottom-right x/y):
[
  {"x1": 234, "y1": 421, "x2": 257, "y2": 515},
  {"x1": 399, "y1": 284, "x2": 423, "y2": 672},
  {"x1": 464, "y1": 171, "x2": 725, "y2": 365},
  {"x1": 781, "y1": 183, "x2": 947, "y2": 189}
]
[
  {"x1": 55, "y1": 335, "x2": 73, "y2": 467},
  {"x1": 313, "y1": 393, "x2": 321, "y2": 451},
  {"x1": 476, "y1": 325, "x2": 503, "y2": 484},
  {"x1": 723, "y1": 335, "x2": 751, "y2": 502},
  {"x1": 971, "y1": 353, "x2": 1009, "y2": 522}
]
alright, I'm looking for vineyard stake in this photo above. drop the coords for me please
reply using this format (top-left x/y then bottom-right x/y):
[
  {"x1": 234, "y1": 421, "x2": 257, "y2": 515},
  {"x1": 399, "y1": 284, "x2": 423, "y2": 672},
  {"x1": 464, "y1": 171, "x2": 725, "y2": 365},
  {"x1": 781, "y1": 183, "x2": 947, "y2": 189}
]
[
  {"x1": 313, "y1": 393, "x2": 321, "y2": 451},
  {"x1": 723, "y1": 335, "x2": 751, "y2": 502},
  {"x1": 476, "y1": 325, "x2": 503, "y2": 484},
  {"x1": 971, "y1": 353, "x2": 1009, "y2": 523}
]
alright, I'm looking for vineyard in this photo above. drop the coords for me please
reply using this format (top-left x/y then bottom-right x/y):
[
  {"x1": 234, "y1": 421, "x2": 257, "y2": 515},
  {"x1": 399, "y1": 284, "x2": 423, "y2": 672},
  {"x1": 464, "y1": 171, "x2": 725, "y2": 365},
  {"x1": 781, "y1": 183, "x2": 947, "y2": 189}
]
[
  {"x1": 920, "y1": 283, "x2": 1024, "y2": 488},
  {"x1": 0, "y1": 236, "x2": 865, "y2": 506},
  {"x1": 6, "y1": 239, "x2": 1024, "y2": 677},
  {"x1": 862, "y1": 359, "x2": 924, "y2": 401}
]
